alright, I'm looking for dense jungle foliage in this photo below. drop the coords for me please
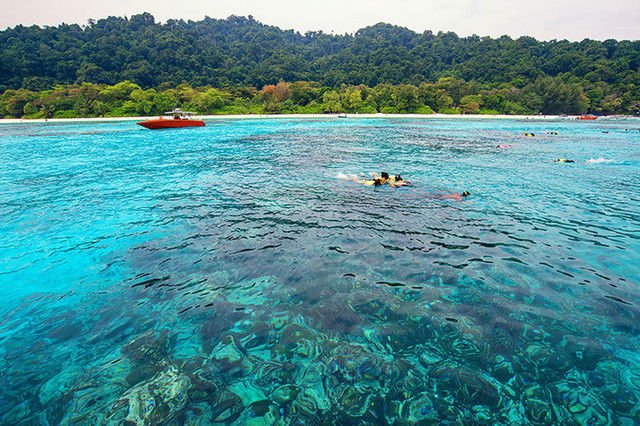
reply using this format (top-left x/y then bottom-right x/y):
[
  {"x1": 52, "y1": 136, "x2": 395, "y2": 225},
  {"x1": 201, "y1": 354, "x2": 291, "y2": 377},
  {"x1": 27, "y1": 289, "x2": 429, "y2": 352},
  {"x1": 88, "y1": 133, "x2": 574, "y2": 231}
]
[{"x1": 1, "y1": 13, "x2": 639, "y2": 117}]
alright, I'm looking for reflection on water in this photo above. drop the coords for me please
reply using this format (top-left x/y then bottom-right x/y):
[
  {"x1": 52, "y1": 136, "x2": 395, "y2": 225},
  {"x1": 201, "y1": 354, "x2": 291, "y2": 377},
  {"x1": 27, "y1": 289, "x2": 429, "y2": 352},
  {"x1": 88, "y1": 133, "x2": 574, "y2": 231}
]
[{"x1": 0, "y1": 118, "x2": 639, "y2": 423}]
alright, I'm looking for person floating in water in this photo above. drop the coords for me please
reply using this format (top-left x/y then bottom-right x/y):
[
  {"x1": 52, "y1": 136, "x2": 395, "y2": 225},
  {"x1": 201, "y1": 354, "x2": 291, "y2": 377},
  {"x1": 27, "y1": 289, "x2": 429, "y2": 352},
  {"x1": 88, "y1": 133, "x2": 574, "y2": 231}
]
[
  {"x1": 389, "y1": 174, "x2": 412, "y2": 188},
  {"x1": 362, "y1": 171, "x2": 389, "y2": 186},
  {"x1": 338, "y1": 171, "x2": 386, "y2": 186},
  {"x1": 554, "y1": 158, "x2": 575, "y2": 163},
  {"x1": 524, "y1": 132, "x2": 535, "y2": 137},
  {"x1": 371, "y1": 172, "x2": 413, "y2": 188},
  {"x1": 338, "y1": 171, "x2": 411, "y2": 188},
  {"x1": 372, "y1": 171, "x2": 390, "y2": 181},
  {"x1": 428, "y1": 191, "x2": 471, "y2": 201},
  {"x1": 440, "y1": 191, "x2": 471, "y2": 201}
]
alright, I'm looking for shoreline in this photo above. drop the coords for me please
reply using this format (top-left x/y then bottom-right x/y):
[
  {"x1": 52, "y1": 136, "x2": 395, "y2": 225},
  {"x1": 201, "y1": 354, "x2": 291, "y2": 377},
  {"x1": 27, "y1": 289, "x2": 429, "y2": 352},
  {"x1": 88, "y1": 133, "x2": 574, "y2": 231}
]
[{"x1": 0, "y1": 113, "x2": 635, "y2": 125}]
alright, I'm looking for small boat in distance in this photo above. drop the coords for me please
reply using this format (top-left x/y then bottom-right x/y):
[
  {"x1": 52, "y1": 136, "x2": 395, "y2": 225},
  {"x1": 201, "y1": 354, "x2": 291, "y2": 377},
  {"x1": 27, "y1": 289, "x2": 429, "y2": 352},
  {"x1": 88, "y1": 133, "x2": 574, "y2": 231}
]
[
  {"x1": 578, "y1": 114, "x2": 597, "y2": 121},
  {"x1": 137, "y1": 108, "x2": 205, "y2": 129}
]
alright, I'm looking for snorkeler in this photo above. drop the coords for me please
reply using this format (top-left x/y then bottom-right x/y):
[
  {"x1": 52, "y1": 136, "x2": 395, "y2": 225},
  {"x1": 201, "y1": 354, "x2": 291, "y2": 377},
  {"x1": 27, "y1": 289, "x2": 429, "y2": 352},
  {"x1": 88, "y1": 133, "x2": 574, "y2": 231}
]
[
  {"x1": 370, "y1": 171, "x2": 390, "y2": 181},
  {"x1": 554, "y1": 158, "x2": 575, "y2": 163},
  {"x1": 374, "y1": 172, "x2": 413, "y2": 188},
  {"x1": 339, "y1": 171, "x2": 412, "y2": 188},
  {"x1": 338, "y1": 173, "x2": 386, "y2": 186},
  {"x1": 430, "y1": 191, "x2": 470, "y2": 201},
  {"x1": 389, "y1": 174, "x2": 412, "y2": 188},
  {"x1": 365, "y1": 171, "x2": 390, "y2": 186},
  {"x1": 442, "y1": 191, "x2": 471, "y2": 201}
]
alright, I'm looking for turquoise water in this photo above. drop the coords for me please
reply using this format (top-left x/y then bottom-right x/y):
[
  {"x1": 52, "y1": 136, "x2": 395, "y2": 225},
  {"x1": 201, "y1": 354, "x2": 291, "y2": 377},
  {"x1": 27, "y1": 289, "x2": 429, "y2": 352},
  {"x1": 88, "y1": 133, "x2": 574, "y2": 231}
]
[{"x1": 0, "y1": 117, "x2": 639, "y2": 424}]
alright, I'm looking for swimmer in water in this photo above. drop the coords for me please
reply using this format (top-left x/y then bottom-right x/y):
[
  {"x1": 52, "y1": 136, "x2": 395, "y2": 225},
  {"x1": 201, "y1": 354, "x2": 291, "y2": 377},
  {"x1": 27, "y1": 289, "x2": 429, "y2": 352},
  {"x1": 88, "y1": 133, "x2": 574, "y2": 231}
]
[
  {"x1": 371, "y1": 171, "x2": 390, "y2": 181},
  {"x1": 442, "y1": 191, "x2": 471, "y2": 201},
  {"x1": 339, "y1": 172, "x2": 388, "y2": 186},
  {"x1": 340, "y1": 171, "x2": 412, "y2": 188},
  {"x1": 369, "y1": 171, "x2": 390, "y2": 186},
  {"x1": 374, "y1": 172, "x2": 412, "y2": 188},
  {"x1": 431, "y1": 191, "x2": 470, "y2": 201},
  {"x1": 389, "y1": 174, "x2": 412, "y2": 188},
  {"x1": 554, "y1": 158, "x2": 575, "y2": 163}
]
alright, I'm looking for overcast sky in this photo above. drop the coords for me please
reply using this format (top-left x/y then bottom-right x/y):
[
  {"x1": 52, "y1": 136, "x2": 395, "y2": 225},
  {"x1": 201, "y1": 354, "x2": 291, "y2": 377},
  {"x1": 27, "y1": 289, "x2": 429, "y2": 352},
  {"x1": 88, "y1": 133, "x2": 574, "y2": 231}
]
[{"x1": 2, "y1": 0, "x2": 639, "y2": 41}]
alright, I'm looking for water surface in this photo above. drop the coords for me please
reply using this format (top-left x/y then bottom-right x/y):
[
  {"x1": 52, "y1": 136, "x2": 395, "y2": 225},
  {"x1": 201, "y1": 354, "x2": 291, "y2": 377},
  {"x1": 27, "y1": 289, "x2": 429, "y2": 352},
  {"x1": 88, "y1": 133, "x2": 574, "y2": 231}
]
[{"x1": 0, "y1": 117, "x2": 639, "y2": 424}]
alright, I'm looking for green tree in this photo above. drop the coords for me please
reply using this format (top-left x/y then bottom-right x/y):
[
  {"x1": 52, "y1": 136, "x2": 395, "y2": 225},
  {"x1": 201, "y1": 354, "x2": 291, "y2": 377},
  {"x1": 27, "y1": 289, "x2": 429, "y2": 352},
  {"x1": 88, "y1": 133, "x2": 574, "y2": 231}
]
[
  {"x1": 372, "y1": 84, "x2": 395, "y2": 111},
  {"x1": 524, "y1": 76, "x2": 588, "y2": 114},
  {"x1": 459, "y1": 95, "x2": 482, "y2": 114},
  {"x1": 393, "y1": 84, "x2": 421, "y2": 112},
  {"x1": 191, "y1": 88, "x2": 227, "y2": 113},
  {"x1": 342, "y1": 87, "x2": 363, "y2": 112},
  {"x1": 418, "y1": 83, "x2": 454, "y2": 112},
  {"x1": 322, "y1": 90, "x2": 342, "y2": 113}
]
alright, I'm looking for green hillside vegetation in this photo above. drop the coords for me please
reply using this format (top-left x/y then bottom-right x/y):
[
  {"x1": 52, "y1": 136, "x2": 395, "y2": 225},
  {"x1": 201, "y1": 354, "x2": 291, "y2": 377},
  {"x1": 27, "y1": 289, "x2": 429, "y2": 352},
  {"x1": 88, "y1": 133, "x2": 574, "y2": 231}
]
[
  {"x1": 1, "y1": 13, "x2": 639, "y2": 117},
  {"x1": 1, "y1": 78, "x2": 596, "y2": 118}
]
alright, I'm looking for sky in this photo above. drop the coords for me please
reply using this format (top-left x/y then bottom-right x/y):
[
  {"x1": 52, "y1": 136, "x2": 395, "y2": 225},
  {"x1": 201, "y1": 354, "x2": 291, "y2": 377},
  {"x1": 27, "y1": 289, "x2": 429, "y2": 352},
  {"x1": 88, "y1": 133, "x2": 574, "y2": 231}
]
[{"x1": 1, "y1": 0, "x2": 639, "y2": 41}]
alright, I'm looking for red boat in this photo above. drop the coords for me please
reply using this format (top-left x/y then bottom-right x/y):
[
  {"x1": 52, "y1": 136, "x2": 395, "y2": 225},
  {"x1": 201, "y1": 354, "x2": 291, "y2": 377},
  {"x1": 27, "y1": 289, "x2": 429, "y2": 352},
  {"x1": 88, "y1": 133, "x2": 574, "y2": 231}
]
[
  {"x1": 578, "y1": 114, "x2": 597, "y2": 120},
  {"x1": 137, "y1": 109, "x2": 205, "y2": 129}
]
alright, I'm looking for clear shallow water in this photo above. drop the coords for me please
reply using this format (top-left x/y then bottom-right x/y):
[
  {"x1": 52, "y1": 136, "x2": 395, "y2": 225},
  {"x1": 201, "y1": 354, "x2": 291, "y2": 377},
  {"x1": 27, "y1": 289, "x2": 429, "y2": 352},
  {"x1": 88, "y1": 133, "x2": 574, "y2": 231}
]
[{"x1": 0, "y1": 117, "x2": 639, "y2": 424}]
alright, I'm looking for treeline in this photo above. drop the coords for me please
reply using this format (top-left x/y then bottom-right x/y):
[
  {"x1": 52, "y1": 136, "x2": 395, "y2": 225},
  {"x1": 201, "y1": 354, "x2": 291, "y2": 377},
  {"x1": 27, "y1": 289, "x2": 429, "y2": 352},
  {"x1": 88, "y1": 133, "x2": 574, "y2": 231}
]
[
  {"x1": 1, "y1": 13, "x2": 639, "y2": 115},
  {"x1": 0, "y1": 76, "x2": 611, "y2": 118}
]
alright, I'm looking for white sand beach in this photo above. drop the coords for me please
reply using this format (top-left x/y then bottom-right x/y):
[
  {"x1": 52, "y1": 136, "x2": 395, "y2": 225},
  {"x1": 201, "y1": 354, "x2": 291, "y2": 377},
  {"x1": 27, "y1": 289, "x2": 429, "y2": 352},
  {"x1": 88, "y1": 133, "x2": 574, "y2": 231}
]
[{"x1": 0, "y1": 113, "x2": 578, "y2": 125}]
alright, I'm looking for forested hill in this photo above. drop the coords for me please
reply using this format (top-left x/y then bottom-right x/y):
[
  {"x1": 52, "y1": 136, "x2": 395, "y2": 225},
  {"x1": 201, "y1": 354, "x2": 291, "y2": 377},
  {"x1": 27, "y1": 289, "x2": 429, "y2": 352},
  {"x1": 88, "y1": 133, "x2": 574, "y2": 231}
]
[
  {"x1": 2, "y1": 12, "x2": 640, "y2": 89},
  {"x1": 1, "y1": 13, "x2": 640, "y2": 116}
]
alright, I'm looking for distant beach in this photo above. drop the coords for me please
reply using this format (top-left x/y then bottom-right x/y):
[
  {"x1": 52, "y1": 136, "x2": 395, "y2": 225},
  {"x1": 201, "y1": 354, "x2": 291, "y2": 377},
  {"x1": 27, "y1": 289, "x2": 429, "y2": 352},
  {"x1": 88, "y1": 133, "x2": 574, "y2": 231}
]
[{"x1": 0, "y1": 113, "x2": 579, "y2": 125}]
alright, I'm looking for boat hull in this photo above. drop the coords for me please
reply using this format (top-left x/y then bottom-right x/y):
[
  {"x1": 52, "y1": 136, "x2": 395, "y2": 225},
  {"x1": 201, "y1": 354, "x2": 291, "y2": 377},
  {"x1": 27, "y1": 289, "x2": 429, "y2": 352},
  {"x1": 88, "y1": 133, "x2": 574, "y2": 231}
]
[{"x1": 137, "y1": 118, "x2": 205, "y2": 129}]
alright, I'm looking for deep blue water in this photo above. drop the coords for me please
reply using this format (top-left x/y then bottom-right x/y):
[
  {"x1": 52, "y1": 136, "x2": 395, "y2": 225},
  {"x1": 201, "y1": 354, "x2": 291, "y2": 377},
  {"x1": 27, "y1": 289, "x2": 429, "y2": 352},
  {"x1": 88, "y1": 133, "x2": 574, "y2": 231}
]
[{"x1": 0, "y1": 117, "x2": 639, "y2": 424}]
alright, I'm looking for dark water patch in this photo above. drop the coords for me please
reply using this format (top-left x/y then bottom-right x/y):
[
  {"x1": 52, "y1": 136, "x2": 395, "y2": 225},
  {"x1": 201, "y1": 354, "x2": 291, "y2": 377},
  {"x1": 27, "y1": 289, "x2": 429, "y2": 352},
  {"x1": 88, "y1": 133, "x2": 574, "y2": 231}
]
[
  {"x1": 328, "y1": 246, "x2": 349, "y2": 254},
  {"x1": 130, "y1": 275, "x2": 171, "y2": 288},
  {"x1": 380, "y1": 243, "x2": 404, "y2": 251},
  {"x1": 431, "y1": 241, "x2": 469, "y2": 250},
  {"x1": 434, "y1": 260, "x2": 469, "y2": 269},
  {"x1": 501, "y1": 257, "x2": 527, "y2": 265},
  {"x1": 604, "y1": 295, "x2": 632, "y2": 305},
  {"x1": 595, "y1": 272, "x2": 612, "y2": 281},
  {"x1": 376, "y1": 281, "x2": 406, "y2": 287}
]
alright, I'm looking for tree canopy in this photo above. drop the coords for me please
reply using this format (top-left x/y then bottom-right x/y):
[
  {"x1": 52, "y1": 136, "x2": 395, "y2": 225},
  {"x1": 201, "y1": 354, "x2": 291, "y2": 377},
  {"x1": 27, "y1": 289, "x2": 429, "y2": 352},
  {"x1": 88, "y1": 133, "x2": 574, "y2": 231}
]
[{"x1": 1, "y1": 13, "x2": 639, "y2": 115}]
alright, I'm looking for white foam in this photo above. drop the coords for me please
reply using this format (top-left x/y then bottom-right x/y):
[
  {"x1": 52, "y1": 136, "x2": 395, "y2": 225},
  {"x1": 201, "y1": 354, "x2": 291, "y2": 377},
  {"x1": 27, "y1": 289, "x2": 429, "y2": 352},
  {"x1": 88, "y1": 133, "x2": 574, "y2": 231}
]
[
  {"x1": 587, "y1": 158, "x2": 614, "y2": 164},
  {"x1": 337, "y1": 173, "x2": 358, "y2": 181}
]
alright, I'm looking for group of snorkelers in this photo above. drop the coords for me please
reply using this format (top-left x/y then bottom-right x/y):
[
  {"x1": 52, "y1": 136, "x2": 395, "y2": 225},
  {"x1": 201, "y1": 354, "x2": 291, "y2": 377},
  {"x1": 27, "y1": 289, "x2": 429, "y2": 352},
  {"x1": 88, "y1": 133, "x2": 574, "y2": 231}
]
[
  {"x1": 515, "y1": 130, "x2": 578, "y2": 163},
  {"x1": 347, "y1": 171, "x2": 413, "y2": 188},
  {"x1": 524, "y1": 131, "x2": 559, "y2": 137},
  {"x1": 340, "y1": 171, "x2": 471, "y2": 199}
]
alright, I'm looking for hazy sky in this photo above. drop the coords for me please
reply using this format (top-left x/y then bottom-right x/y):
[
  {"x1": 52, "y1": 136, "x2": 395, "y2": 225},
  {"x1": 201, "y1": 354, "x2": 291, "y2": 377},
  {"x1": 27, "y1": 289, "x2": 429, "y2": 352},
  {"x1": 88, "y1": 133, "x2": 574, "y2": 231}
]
[{"x1": 2, "y1": 0, "x2": 639, "y2": 41}]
